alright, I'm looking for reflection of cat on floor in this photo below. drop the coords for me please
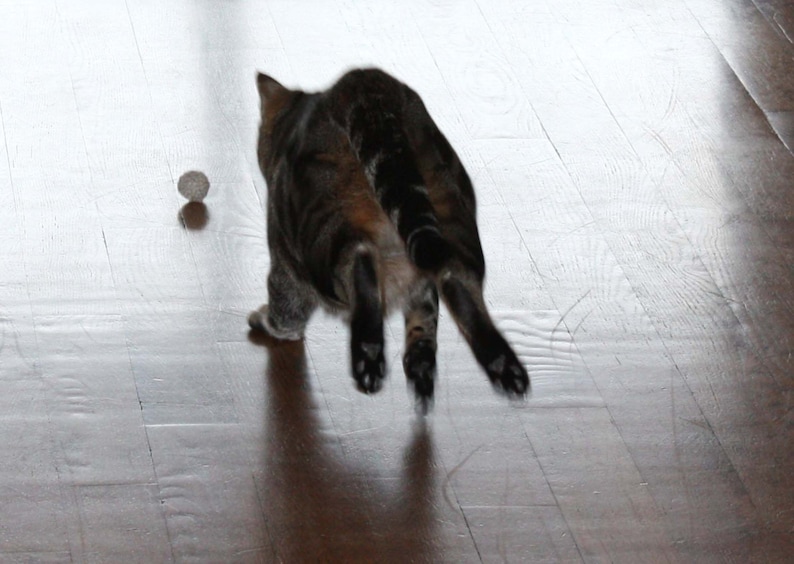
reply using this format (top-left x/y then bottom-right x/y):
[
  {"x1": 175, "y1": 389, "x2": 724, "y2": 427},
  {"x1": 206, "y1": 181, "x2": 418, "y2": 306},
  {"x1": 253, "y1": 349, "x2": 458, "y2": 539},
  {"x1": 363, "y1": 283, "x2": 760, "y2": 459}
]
[
  {"x1": 256, "y1": 338, "x2": 438, "y2": 561},
  {"x1": 249, "y1": 68, "x2": 529, "y2": 402}
]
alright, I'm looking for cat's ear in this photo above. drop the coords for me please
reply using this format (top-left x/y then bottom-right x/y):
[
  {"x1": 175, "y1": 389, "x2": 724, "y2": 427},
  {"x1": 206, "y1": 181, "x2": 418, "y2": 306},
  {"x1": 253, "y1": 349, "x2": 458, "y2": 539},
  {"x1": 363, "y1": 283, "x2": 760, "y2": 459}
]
[{"x1": 256, "y1": 72, "x2": 287, "y2": 100}]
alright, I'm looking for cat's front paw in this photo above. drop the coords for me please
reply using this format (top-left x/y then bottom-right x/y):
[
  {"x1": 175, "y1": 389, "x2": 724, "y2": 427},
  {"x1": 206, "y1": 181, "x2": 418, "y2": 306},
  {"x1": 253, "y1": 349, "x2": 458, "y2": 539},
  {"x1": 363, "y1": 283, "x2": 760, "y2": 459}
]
[
  {"x1": 486, "y1": 349, "x2": 530, "y2": 396},
  {"x1": 248, "y1": 305, "x2": 304, "y2": 341},
  {"x1": 352, "y1": 341, "x2": 386, "y2": 394}
]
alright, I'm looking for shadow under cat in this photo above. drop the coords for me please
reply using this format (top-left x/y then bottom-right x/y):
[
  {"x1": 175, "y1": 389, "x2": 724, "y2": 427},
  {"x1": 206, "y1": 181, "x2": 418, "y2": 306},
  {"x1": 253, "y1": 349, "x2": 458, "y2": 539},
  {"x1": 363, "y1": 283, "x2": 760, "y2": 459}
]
[{"x1": 250, "y1": 333, "x2": 441, "y2": 561}]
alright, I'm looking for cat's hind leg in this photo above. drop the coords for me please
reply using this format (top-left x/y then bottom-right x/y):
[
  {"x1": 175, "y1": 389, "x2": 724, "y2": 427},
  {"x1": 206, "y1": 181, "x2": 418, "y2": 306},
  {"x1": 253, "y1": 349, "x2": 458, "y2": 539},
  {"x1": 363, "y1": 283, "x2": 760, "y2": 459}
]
[
  {"x1": 248, "y1": 261, "x2": 317, "y2": 341},
  {"x1": 349, "y1": 248, "x2": 386, "y2": 394},
  {"x1": 402, "y1": 277, "x2": 439, "y2": 403},
  {"x1": 438, "y1": 268, "x2": 529, "y2": 395}
]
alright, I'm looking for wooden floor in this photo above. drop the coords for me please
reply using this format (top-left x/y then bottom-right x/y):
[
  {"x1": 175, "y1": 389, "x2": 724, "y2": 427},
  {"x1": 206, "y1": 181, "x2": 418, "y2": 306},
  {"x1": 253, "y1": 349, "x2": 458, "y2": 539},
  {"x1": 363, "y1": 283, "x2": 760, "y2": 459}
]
[{"x1": 2, "y1": 0, "x2": 793, "y2": 562}]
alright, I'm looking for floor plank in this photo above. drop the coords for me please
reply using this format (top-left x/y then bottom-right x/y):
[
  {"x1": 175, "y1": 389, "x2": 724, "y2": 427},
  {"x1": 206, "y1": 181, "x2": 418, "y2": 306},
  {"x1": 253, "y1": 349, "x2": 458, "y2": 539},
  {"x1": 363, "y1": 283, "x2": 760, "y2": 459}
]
[{"x1": 1, "y1": 0, "x2": 793, "y2": 561}]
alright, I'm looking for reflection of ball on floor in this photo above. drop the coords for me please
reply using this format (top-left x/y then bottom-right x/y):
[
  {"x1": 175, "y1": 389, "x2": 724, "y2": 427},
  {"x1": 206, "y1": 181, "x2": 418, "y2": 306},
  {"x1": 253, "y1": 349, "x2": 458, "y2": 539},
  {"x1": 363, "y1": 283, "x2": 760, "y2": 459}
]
[{"x1": 177, "y1": 170, "x2": 210, "y2": 202}]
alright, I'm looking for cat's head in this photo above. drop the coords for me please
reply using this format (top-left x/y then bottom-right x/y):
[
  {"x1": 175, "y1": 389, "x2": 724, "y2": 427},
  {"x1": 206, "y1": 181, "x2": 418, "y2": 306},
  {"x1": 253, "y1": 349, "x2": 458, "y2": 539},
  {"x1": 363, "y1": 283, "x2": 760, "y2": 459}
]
[{"x1": 256, "y1": 73, "x2": 299, "y2": 168}]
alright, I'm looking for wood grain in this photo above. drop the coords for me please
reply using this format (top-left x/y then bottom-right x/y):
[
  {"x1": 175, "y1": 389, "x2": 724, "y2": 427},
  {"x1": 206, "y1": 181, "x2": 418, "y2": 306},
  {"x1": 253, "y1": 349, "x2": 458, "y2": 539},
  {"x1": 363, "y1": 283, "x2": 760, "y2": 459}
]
[{"x1": 1, "y1": 0, "x2": 793, "y2": 561}]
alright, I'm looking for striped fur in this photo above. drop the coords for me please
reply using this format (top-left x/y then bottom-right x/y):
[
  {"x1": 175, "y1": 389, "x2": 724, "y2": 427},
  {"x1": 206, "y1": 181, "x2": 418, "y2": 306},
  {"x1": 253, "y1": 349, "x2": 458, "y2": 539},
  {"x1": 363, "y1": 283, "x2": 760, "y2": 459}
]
[{"x1": 250, "y1": 68, "x2": 529, "y2": 401}]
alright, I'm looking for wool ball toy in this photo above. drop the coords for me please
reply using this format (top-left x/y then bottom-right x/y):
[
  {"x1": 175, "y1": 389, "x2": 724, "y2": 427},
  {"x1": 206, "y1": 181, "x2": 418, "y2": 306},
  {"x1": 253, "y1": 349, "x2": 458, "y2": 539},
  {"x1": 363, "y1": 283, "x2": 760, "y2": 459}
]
[{"x1": 177, "y1": 170, "x2": 210, "y2": 202}]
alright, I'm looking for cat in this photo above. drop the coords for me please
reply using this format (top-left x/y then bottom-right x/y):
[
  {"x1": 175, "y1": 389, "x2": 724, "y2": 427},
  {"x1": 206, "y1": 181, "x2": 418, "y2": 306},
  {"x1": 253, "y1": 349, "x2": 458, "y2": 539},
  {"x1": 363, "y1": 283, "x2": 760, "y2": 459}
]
[{"x1": 249, "y1": 68, "x2": 529, "y2": 402}]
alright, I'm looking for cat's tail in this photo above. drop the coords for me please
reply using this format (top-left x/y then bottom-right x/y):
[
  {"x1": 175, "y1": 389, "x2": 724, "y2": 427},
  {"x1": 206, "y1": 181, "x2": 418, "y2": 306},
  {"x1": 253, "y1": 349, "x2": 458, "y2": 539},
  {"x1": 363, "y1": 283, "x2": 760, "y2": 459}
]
[{"x1": 330, "y1": 70, "x2": 449, "y2": 273}]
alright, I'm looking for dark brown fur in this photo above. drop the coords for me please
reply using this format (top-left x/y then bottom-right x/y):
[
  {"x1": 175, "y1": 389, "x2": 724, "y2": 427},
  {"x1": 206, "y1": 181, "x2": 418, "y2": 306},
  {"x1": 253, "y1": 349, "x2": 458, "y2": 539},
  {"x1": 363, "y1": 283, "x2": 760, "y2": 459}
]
[{"x1": 249, "y1": 68, "x2": 529, "y2": 403}]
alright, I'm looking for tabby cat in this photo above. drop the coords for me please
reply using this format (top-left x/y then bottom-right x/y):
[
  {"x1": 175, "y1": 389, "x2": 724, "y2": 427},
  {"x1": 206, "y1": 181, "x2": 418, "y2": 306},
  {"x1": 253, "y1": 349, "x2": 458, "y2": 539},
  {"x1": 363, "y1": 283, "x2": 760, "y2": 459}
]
[{"x1": 249, "y1": 68, "x2": 529, "y2": 402}]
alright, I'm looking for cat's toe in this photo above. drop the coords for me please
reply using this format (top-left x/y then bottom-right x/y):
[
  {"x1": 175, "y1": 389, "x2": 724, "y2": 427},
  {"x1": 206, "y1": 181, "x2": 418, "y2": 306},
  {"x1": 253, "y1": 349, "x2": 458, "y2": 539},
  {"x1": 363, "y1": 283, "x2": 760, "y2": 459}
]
[
  {"x1": 248, "y1": 305, "x2": 305, "y2": 341},
  {"x1": 403, "y1": 339, "x2": 436, "y2": 401},
  {"x1": 487, "y1": 352, "x2": 530, "y2": 397},
  {"x1": 352, "y1": 341, "x2": 386, "y2": 394},
  {"x1": 248, "y1": 307, "x2": 271, "y2": 333},
  {"x1": 505, "y1": 362, "x2": 530, "y2": 395}
]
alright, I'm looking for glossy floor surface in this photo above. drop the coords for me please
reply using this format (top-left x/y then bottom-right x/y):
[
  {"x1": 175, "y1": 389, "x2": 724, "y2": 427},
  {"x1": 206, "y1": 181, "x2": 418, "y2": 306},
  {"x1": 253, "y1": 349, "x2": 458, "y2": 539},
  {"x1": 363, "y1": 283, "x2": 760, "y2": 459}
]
[{"x1": 2, "y1": 0, "x2": 794, "y2": 562}]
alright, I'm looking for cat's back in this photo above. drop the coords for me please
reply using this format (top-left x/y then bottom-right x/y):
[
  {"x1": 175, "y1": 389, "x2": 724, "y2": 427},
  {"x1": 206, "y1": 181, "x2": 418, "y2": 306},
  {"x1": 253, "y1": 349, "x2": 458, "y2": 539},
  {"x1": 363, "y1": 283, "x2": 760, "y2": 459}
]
[
  {"x1": 327, "y1": 68, "x2": 407, "y2": 103},
  {"x1": 272, "y1": 80, "x2": 395, "y2": 240}
]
